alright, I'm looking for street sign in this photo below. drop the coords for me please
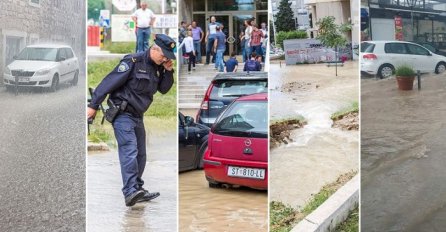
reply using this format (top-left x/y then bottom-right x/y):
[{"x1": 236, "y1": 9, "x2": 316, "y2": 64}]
[
  {"x1": 153, "y1": 14, "x2": 177, "y2": 29},
  {"x1": 111, "y1": 14, "x2": 136, "y2": 42},
  {"x1": 112, "y1": 0, "x2": 136, "y2": 12}
]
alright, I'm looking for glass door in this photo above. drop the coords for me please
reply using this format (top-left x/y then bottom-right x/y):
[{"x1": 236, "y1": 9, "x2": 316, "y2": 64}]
[{"x1": 211, "y1": 14, "x2": 231, "y2": 55}]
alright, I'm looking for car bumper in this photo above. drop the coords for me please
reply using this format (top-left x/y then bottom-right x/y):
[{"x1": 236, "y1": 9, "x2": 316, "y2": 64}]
[
  {"x1": 203, "y1": 150, "x2": 268, "y2": 190},
  {"x1": 3, "y1": 73, "x2": 52, "y2": 87},
  {"x1": 360, "y1": 62, "x2": 378, "y2": 75}
]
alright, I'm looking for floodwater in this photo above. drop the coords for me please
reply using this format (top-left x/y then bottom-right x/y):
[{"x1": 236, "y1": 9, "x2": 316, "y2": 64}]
[
  {"x1": 361, "y1": 75, "x2": 446, "y2": 231},
  {"x1": 270, "y1": 61, "x2": 359, "y2": 208},
  {"x1": 87, "y1": 130, "x2": 177, "y2": 232},
  {"x1": 179, "y1": 170, "x2": 268, "y2": 231}
]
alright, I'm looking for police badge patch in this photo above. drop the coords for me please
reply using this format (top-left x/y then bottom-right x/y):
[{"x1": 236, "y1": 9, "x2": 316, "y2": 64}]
[{"x1": 117, "y1": 62, "x2": 129, "y2": 72}]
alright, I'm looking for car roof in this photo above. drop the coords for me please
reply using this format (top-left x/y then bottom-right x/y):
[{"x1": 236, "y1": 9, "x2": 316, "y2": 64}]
[
  {"x1": 213, "y1": 72, "x2": 268, "y2": 81},
  {"x1": 26, "y1": 44, "x2": 72, "y2": 49},
  {"x1": 362, "y1": 40, "x2": 417, "y2": 45},
  {"x1": 236, "y1": 92, "x2": 268, "y2": 101}
]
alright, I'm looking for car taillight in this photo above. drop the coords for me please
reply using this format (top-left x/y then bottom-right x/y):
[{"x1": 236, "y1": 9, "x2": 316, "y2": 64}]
[
  {"x1": 200, "y1": 83, "x2": 214, "y2": 110},
  {"x1": 200, "y1": 100, "x2": 209, "y2": 110},
  {"x1": 363, "y1": 54, "x2": 377, "y2": 60}
]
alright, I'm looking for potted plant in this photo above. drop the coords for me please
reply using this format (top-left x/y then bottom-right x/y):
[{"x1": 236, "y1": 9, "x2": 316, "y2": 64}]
[{"x1": 395, "y1": 65, "x2": 416, "y2": 90}]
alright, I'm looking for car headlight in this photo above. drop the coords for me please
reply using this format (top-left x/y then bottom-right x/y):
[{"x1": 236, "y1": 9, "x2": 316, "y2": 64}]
[
  {"x1": 4, "y1": 66, "x2": 11, "y2": 75},
  {"x1": 35, "y1": 69, "x2": 51, "y2": 75}
]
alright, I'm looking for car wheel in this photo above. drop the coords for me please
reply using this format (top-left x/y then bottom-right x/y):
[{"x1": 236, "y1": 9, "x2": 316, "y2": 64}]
[
  {"x1": 435, "y1": 62, "x2": 446, "y2": 74},
  {"x1": 71, "y1": 70, "x2": 79, "y2": 86},
  {"x1": 50, "y1": 74, "x2": 59, "y2": 92},
  {"x1": 377, "y1": 64, "x2": 394, "y2": 79},
  {"x1": 208, "y1": 182, "x2": 221, "y2": 188},
  {"x1": 197, "y1": 141, "x2": 208, "y2": 170}
]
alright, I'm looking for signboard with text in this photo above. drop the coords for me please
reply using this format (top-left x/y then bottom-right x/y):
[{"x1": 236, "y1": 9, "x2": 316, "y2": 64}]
[
  {"x1": 111, "y1": 14, "x2": 136, "y2": 42},
  {"x1": 395, "y1": 16, "x2": 403, "y2": 41},
  {"x1": 283, "y1": 39, "x2": 336, "y2": 65}
]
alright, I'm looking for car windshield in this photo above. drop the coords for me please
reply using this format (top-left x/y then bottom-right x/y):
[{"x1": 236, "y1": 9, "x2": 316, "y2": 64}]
[
  {"x1": 15, "y1": 47, "x2": 58, "y2": 61},
  {"x1": 361, "y1": 42, "x2": 375, "y2": 53},
  {"x1": 210, "y1": 80, "x2": 267, "y2": 99},
  {"x1": 213, "y1": 101, "x2": 267, "y2": 138}
]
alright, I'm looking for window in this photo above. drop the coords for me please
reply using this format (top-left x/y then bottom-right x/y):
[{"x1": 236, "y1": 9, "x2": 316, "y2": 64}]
[
  {"x1": 407, "y1": 44, "x2": 430, "y2": 56},
  {"x1": 29, "y1": 0, "x2": 40, "y2": 7},
  {"x1": 64, "y1": 48, "x2": 74, "y2": 59},
  {"x1": 384, "y1": 43, "x2": 408, "y2": 54},
  {"x1": 361, "y1": 42, "x2": 375, "y2": 53},
  {"x1": 57, "y1": 48, "x2": 67, "y2": 61},
  {"x1": 210, "y1": 80, "x2": 268, "y2": 99}
]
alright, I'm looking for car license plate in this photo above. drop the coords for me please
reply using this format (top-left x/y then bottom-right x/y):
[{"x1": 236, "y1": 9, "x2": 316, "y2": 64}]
[
  {"x1": 227, "y1": 166, "x2": 265, "y2": 180},
  {"x1": 18, "y1": 77, "x2": 29, "y2": 82}
]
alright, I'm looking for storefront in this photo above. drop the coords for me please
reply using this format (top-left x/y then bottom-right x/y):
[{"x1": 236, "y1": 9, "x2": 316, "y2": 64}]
[
  {"x1": 181, "y1": 0, "x2": 268, "y2": 55},
  {"x1": 365, "y1": 0, "x2": 446, "y2": 50}
]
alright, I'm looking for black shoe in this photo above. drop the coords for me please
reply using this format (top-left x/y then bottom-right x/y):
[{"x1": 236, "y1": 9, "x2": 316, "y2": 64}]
[
  {"x1": 125, "y1": 190, "x2": 145, "y2": 207},
  {"x1": 137, "y1": 189, "x2": 160, "y2": 202}
]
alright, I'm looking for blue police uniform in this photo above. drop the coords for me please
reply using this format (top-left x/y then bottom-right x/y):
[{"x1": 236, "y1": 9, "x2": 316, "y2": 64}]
[{"x1": 89, "y1": 43, "x2": 174, "y2": 201}]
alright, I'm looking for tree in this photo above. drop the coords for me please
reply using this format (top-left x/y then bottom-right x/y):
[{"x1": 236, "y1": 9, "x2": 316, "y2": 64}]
[
  {"x1": 88, "y1": 0, "x2": 105, "y2": 20},
  {"x1": 316, "y1": 16, "x2": 351, "y2": 76},
  {"x1": 275, "y1": 0, "x2": 295, "y2": 32}
]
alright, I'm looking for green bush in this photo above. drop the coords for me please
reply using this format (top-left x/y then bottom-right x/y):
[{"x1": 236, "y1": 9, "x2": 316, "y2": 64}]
[
  {"x1": 276, "y1": 30, "x2": 308, "y2": 49},
  {"x1": 395, "y1": 65, "x2": 415, "y2": 77}
]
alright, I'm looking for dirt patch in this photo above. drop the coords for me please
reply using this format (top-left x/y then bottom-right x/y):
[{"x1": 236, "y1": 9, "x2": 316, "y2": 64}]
[
  {"x1": 270, "y1": 119, "x2": 306, "y2": 149},
  {"x1": 332, "y1": 112, "x2": 359, "y2": 131},
  {"x1": 275, "y1": 81, "x2": 320, "y2": 93}
]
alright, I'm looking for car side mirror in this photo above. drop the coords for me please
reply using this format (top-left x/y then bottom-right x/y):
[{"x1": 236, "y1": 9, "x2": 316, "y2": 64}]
[
  {"x1": 185, "y1": 116, "x2": 194, "y2": 126},
  {"x1": 59, "y1": 57, "x2": 66, "y2": 61},
  {"x1": 13, "y1": 55, "x2": 17, "y2": 60}
]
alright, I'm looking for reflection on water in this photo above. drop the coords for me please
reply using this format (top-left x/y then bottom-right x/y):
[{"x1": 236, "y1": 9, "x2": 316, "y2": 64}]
[
  {"x1": 270, "y1": 62, "x2": 359, "y2": 208},
  {"x1": 361, "y1": 76, "x2": 446, "y2": 231},
  {"x1": 179, "y1": 170, "x2": 267, "y2": 232}
]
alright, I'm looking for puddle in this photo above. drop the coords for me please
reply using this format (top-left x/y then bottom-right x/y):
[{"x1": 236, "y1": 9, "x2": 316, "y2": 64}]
[
  {"x1": 270, "y1": 62, "x2": 359, "y2": 208},
  {"x1": 179, "y1": 170, "x2": 267, "y2": 231},
  {"x1": 361, "y1": 76, "x2": 446, "y2": 231}
]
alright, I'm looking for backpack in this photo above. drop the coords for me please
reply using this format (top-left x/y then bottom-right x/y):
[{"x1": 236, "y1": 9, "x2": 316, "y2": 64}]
[{"x1": 245, "y1": 60, "x2": 259, "y2": 71}]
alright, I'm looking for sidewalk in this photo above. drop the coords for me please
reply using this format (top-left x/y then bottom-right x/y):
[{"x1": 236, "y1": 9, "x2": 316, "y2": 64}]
[{"x1": 87, "y1": 46, "x2": 124, "y2": 61}]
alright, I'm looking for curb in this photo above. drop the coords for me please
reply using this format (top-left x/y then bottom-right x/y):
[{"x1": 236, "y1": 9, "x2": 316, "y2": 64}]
[{"x1": 291, "y1": 174, "x2": 359, "y2": 232}]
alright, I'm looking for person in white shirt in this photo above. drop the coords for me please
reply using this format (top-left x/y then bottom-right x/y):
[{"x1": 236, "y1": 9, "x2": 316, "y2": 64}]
[
  {"x1": 244, "y1": 19, "x2": 253, "y2": 62},
  {"x1": 178, "y1": 31, "x2": 195, "y2": 73},
  {"x1": 132, "y1": 1, "x2": 155, "y2": 52}
]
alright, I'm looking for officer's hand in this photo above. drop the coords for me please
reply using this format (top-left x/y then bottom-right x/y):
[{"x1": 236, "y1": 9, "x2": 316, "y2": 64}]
[
  {"x1": 163, "y1": 60, "x2": 174, "y2": 71},
  {"x1": 87, "y1": 107, "x2": 97, "y2": 120}
]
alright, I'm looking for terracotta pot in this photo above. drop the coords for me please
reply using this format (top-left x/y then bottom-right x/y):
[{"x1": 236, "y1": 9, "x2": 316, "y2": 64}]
[{"x1": 396, "y1": 76, "x2": 415, "y2": 90}]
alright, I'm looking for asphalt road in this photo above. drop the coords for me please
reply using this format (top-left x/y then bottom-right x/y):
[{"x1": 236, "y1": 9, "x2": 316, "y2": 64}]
[{"x1": 0, "y1": 78, "x2": 86, "y2": 231}]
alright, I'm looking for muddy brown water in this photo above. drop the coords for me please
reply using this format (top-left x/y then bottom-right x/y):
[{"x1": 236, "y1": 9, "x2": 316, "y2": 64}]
[
  {"x1": 361, "y1": 75, "x2": 446, "y2": 231},
  {"x1": 270, "y1": 62, "x2": 359, "y2": 208},
  {"x1": 179, "y1": 170, "x2": 267, "y2": 231}
]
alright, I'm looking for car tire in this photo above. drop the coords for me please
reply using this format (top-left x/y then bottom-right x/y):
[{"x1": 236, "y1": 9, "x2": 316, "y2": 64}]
[
  {"x1": 435, "y1": 62, "x2": 446, "y2": 74},
  {"x1": 377, "y1": 64, "x2": 394, "y2": 79},
  {"x1": 50, "y1": 74, "x2": 59, "y2": 92},
  {"x1": 208, "y1": 182, "x2": 221, "y2": 188},
  {"x1": 71, "y1": 70, "x2": 79, "y2": 86},
  {"x1": 197, "y1": 141, "x2": 208, "y2": 170}
]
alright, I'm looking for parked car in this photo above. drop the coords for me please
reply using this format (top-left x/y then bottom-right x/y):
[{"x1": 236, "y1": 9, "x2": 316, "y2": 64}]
[
  {"x1": 203, "y1": 93, "x2": 268, "y2": 190},
  {"x1": 179, "y1": 112, "x2": 210, "y2": 172},
  {"x1": 197, "y1": 72, "x2": 268, "y2": 128},
  {"x1": 361, "y1": 41, "x2": 446, "y2": 78},
  {"x1": 412, "y1": 41, "x2": 446, "y2": 57},
  {"x1": 3, "y1": 44, "x2": 79, "y2": 91}
]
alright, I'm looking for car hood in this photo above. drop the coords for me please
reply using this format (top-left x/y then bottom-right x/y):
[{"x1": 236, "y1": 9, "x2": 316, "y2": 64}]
[{"x1": 7, "y1": 60, "x2": 57, "y2": 72}]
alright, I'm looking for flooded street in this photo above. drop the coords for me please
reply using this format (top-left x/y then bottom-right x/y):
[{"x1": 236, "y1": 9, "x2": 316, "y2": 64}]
[
  {"x1": 87, "y1": 130, "x2": 177, "y2": 232},
  {"x1": 0, "y1": 80, "x2": 86, "y2": 231},
  {"x1": 179, "y1": 170, "x2": 267, "y2": 231},
  {"x1": 270, "y1": 62, "x2": 359, "y2": 208},
  {"x1": 361, "y1": 75, "x2": 446, "y2": 231}
]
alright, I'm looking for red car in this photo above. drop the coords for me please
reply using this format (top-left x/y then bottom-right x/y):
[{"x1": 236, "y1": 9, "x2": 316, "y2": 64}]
[{"x1": 203, "y1": 93, "x2": 268, "y2": 190}]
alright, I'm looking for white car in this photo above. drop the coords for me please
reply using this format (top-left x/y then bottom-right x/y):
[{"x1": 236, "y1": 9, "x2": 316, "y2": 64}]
[
  {"x1": 3, "y1": 44, "x2": 79, "y2": 91},
  {"x1": 361, "y1": 40, "x2": 446, "y2": 79}
]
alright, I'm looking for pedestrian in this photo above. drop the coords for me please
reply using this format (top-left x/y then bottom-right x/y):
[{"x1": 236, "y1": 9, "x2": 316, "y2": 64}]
[
  {"x1": 205, "y1": 16, "x2": 221, "y2": 65},
  {"x1": 191, "y1": 21, "x2": 204, "y2": 63},
  {"x1": 179, "y1": 30, "x2": 195, "y2": 74},
  {"x1": 244, "y1": 52, "x2": 261, "y2": 72},
  {"x1": 179, "y1": 21, "x2": 187, "y2": 56},
  {"x1": 132, "y1": 1, "x2": 156, "y2": 53},
  {"x1": 244, "y1": 19, "x2": 253, "y2": 61},
  {"x1": 260, "y1": 22, "x2": 268, "y2": 62},
  {"x1": 213, "y1": 25, "x2": 226, "y2": 72},
  {"x1": 225, "y1": 52, "x2": 238, "y2": 72},
  {"x1": 250, "y1": 23, "x2": 264, "y2": 61},
  {"x1": 87, "y1": 34, "x2": 176, "y2": 207},
  {"x1": 239, "y1": 31, "x2": 246, "y2": 62}
]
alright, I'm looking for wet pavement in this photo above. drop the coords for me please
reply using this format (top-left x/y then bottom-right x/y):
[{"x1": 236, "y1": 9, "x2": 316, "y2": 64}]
[
  {"x1": 270, "y1": 61, "x2": 359, "y2": 208},
  {"x1": 179, "y1": 170, "x2": 268, "y2": 231},
  {"x1": 87, "y1": 130, "x2": 177, "y2": 232},
  {"x1": 0, "y1": 79, "x2": 86, "y2": 231},
  {"x1": 361, "y1": 74, "x2": 446, "y2": 232}
]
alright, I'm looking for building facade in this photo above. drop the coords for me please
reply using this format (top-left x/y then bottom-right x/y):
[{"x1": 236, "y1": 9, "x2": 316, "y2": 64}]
[
  {"x1": 180, "y1": 0, "x2": 268, "y2": 55},
  {"x1": 0, "y1": 0, "x2": 86, "y2": 83}
]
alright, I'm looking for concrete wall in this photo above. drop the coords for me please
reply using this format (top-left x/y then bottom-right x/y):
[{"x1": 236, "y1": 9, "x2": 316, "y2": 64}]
[{"x1": 0, "y1": 0, "x2": 86, "y2": 83}]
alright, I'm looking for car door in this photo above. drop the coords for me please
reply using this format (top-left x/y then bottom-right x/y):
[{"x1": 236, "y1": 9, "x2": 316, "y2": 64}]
[
  {"x1": 383, "y1": 42, "x2": 408, "y2": 69},
  {"x1": 179, "y1": 113, "x2": 198, "y2": 172},
  {"x1": 64, "y1": 48, "x2": 76, "y2": 79},
  {"x1": 406, "y1": 43, "x2": 435, "y2": 73},
  {"x1": 57, "y1": 48, "x2": 70, "y2": 82}
]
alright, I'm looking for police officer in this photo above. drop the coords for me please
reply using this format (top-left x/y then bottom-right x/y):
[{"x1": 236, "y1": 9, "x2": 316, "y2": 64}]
[{"x1": 87, "y1": 34, "x2": 176, "y2": 207}]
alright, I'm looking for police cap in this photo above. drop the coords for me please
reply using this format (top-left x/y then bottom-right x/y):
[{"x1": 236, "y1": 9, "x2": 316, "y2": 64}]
[{"x1": 154, "y1": 34, "x2": 177, "y2": 60}]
